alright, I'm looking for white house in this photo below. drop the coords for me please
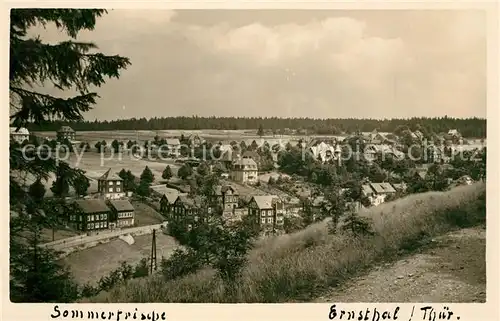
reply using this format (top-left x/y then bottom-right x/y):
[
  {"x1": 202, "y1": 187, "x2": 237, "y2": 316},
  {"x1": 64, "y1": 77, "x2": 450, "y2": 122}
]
[
  {"x1": 10, "y1": 127, "x2": 29, "y2": 144},
  {"x1": 230, "y1": 157, "x2": 258, "y2": 184}
]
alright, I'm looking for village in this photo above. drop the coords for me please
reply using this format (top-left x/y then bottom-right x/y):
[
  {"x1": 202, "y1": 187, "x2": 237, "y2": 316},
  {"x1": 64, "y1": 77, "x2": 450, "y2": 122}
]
[{"x1": 10, "y1": 124, "x2": 486, "y2": 253}]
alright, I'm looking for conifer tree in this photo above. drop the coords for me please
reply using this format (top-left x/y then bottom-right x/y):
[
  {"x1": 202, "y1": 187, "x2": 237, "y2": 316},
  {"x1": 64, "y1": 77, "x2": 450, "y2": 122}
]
[{"x1": 9, "y1": 9, "x2": 130, "y2": 302}]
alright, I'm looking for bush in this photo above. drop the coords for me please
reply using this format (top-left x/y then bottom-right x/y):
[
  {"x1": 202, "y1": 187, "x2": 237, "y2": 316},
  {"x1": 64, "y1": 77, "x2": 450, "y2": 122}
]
[{"x1": 160, "y1": 249, "x2": 203, "y2": 281}]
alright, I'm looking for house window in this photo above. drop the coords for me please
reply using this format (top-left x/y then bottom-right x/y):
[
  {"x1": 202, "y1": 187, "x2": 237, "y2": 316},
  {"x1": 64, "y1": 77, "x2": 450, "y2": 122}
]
[
  {"x1": 116, "y1": 181, "x2": 121, "y2": 185},
  {"x1": 109, "y1": 188, "x2": 113, "y2": 192},
  {"x1": 109, "y1": 181, "x2": 114, "y2": 185},
  {"x1": 267, "y1": 217, "x2": 273, "y2": 224},
  {"x1": 261, "y1": 218, "x2": 266, "y2": 224},
  {"x1": 89, "y1": 215, "x2": 94, "y2": 221},
  {"x1": 261, "y1": 211, "x2": 266, "y2": 217},
  {"x1": 90, "y1": 223, "x2": 94, "y2": 229},
  {"x1": 100, "y1": 214, "x2": 104, "y2": 220},
  {"x1": 117, "y1": 188, "x2": 121, "y2": 192},
  {"x1": 104, "y1": 222, "x2": 107, "y2": 228},
  {"x1": 87, "y1": 223, "x2": 90, "y2": 229},
  {"x1": 103, "y1": 213, "x2": 107, "y2": 219},
  {"x1": 79, "y1": 216, "x2": 82, "y2": 221}
]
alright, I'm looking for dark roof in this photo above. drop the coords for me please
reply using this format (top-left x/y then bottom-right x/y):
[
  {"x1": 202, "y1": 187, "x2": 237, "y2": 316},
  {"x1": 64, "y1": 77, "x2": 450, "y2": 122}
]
[
  {"x1": 213, "y1": 185, "x2": 238, "y2": 196},
  {"x1": 161, "y1": 193, "x2": 183, "y2": 204},
  {"x1": 58, "y1": 126, "x2": 75, "y2": 133},
  {"x1": 176, "y1": 195, "x2": 202, "y2": 209},
  {"x1": 108, "y1": 200, "x2": 135, "y2": 212},
  {"x1": 75, "y1": 199, "x2": 110, "y2": 214},
  {"x1": 370, "y1": 182, "x2": 396, "y2": 194},
  {"x1": 98, "y1": 168, "x2": 123, "y2": 181}
]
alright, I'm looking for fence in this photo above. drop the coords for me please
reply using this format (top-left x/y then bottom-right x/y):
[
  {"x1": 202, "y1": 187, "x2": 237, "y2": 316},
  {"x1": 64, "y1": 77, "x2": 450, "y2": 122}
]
[{"x1": 41, "y1": 222, "x2": 168, "y2": 251}]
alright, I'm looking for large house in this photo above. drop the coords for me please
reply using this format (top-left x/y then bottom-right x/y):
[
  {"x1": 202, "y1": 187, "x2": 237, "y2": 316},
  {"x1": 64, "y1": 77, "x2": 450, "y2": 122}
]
[
  {"x1": 187, "y1": 134, "x2": 205, "y2": 147},
  {"x1": 10, "y1": 127, "x2": 30, "y2": 144},
  {"x1": 71, "y1": 199, "x2": 110, "y2": 232},
  {"x1": 160, "y1": 191, "x2": 187, "y2": 218},
  {"x1": 165, "y1": 138, "x2": 181, "y2": 155},
  {"x1": 57, "y1": 126, "x2": 76, "y2": 141},
  {"x1": 209, "y1": 185, "x2": 239, "y2": 212},
  {"x1": 107, "y1": 199, "x2": 135, "y2": 228},
  {"x1": 361, "y1": 183, "x2": 397, "y2": 206},
  {"x1": 171, "y1": 195, "x2": 204, "y2": 225},
  {"x1": 248, "y1": 195, "x2": 285, "y2": 236},
  {"x1": 230, "y1": 157, "x2": 259, "y2": 184},
  {"x1": 98, "y1": 169, "x2": 126, "y2": 199}
]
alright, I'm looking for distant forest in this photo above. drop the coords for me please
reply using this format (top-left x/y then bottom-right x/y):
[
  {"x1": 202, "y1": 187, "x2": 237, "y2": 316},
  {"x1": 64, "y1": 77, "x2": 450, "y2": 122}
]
[{"x1": 27, "y1": 116, "x2": 487, "y2": 138}]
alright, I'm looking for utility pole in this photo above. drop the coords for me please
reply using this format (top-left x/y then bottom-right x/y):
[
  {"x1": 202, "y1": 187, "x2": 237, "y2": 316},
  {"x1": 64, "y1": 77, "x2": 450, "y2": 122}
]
[{"x1": 150, "y1": 229, "x2": 157, "y2": 274}]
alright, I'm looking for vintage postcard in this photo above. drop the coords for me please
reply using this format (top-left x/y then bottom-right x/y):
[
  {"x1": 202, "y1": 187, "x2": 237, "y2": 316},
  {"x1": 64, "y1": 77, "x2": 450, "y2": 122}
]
[{"x1": 2, "y1": 2, "x2": 498, "y2": 321}]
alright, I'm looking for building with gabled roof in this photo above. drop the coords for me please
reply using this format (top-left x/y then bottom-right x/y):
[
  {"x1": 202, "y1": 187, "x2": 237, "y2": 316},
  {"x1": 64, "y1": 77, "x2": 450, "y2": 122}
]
[
  {"x1": 57, "y1": 125, "x2": 76, "y2": 141},
  {"x1": 248, "y1": 195, "x2": 285, "y2": 236},
  {"x1": 209, "y1": 185, "x2": 239, "y2": 212},
  {"x1": 230, "y1": 157, "x2": 258, "y2": 184},
  {"x1": 370, "y1": 182, "x2": 397, "y2": 195},
  {"x1": 71, "y1": 199, "x2": 110, "y2": 232},
  {"x1": 107, "y1": 199, "x2": 135, "y2": 228},
  {"x1": 97, "y1": 168, "x2": 125, "y2": 200},
  {"x1": 10, "y1": 127, "x2": 30, "y2": 144}
]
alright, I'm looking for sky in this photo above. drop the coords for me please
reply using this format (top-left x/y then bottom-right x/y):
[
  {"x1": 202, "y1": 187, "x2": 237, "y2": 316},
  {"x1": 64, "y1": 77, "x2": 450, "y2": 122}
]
[{"x1": 32, "y1": 9, "x2": 486, "y2": 120}]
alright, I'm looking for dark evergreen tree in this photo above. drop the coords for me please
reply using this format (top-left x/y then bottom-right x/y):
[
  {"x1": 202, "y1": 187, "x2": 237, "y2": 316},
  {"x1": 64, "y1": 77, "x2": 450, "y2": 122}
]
[
  {"x1": 74, "y1": 172, "x2": 90, "y2": 196},
  {"x1": 140, "y1": 166, "x2": 154, "y2": 185},
  {"x1": 162, "y1": 165, "x2": 173, "y2": 180},
  {"x1": 9, "y1": 9, "x2": 130, "y2": 302}
]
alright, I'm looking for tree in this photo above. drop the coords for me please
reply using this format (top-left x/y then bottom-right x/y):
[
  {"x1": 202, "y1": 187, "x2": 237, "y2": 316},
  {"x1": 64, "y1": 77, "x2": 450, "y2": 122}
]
[
  {"x1": 341, "y1": 207, "x2": 375, "y2": 237},
  {"x1": 50, "y1": 162, "x2": 73, "y2": 198},
  {"x1": 119, "y1": 169, "x2": 136, "y2": 192},
  {"x1": 140, "y1": 166, "x2": 154, "y2": 185},
  {"x1": 178, "y1": 164, "x2": 193, "y2": 180},
  {"x1": 196, "y1": 162, "x2": 209, "y2": 176},
  {"x1": 136, "y1": 180, "x2": 150, "y2": 198},
  {"x1": 322, "y1": 186, "x2": 347, "y2": 234},
  {"x1": 74, "y1": 173, "x2": 90, "y2": 196},
  {"x1": 9, "y1": 9, "x2": 130, "y2": 302},
  {"x1": 257, "y1": 124, "x2": 264, "y2": 137},
  {"x1": 111, "y1": 139, "x2": 120, "y2": 153},
  {"x1": 28, "y1": 178, "x2": 46, "y2": 204},
  {"x1": 162, "y1": 166, "x2": 173, "y2": 180},
  {"x1": 94, "y1": 141, "x2": 102, "y2": 152}
]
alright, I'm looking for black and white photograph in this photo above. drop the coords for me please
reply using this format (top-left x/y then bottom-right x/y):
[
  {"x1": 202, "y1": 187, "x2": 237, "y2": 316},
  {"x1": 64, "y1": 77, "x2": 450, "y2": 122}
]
[{"x1": 8, "y1": 7, "x2": 490, "y2": 307}]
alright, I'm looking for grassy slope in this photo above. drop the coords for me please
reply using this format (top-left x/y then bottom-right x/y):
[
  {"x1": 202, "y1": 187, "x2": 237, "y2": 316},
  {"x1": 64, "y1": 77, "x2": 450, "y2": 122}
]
[{"x1": 87, "y1": 182, "x2": 486, "y2": 303}]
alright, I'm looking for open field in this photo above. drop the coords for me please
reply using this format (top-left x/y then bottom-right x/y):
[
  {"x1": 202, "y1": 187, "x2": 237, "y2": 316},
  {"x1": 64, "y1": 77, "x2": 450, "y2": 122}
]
[
  {"x1": 131, "y1": 201, "x2": 165, "y2": 226},
  {"x1": 62, "y1": 232, "x2": 179, "y2": 285},
  {"x1": 13, "y1": 152, "x2": 181, "y2": 196},
  {"x1": 87, "y1": 182, "x2": 486, "y2": 303},
  {"x1": 33, "y1": 129, "x2": 348, "y2": 147}
]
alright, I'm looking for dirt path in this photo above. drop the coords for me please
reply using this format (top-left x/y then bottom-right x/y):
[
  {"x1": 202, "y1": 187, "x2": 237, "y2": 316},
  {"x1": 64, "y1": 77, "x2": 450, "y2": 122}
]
[{"x1": 314, "y1": 227, "x2": 486, "y2": 303}]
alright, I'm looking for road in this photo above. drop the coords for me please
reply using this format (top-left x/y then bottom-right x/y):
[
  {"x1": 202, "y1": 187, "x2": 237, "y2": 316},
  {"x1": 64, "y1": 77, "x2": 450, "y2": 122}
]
[{"x1": 314, "y1": 227, "x2": 486, "y2": 303}]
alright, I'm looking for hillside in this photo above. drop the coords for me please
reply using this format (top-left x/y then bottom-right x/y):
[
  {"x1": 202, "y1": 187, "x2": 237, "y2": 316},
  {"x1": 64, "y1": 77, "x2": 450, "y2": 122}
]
[
  {"x1": 85, "y1": 183, "x2": 486, "y2": 303},
  {"x1": 315, "y1": 226, "x2": 485, "y2": 303}
]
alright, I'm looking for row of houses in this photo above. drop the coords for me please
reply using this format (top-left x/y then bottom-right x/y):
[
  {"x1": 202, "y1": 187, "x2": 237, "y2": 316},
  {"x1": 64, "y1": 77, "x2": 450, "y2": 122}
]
[
  {"x1": 158, "y1": 184, "x2": 286, "y2": 236},
  {"x1": 69, "y1": 198, "x2": 135, "y2": 232}
]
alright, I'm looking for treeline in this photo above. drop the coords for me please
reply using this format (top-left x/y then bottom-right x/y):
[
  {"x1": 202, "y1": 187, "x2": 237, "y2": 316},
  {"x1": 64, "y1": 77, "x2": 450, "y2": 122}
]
[{"x1": 27, "y1": 116, "x2": 486, "y2": 138}]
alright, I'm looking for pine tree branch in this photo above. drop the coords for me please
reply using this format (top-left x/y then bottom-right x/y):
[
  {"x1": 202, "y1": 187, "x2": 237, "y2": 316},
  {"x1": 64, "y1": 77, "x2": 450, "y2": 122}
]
[
  {"x1": 10, "y1": 9, "x2": 107, "y2": 38},
  {"x1": 11, "y1": 38, "x2": 131, "y2": 92},
  {"x1": 10, "y1": 87, "x2": 98, "y2": 126}
]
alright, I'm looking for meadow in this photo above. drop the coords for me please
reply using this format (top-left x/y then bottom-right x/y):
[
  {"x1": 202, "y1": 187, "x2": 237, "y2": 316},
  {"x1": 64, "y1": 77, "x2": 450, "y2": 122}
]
[
  {"x1": 86, "y1": 182, "x2": 486, "y2": 303},
  {"x1": 62, "y1": 232, "x2": 179, "y2": 285}
]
